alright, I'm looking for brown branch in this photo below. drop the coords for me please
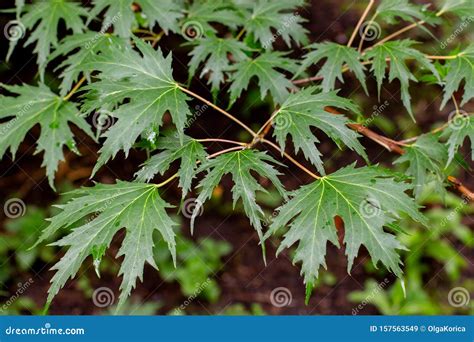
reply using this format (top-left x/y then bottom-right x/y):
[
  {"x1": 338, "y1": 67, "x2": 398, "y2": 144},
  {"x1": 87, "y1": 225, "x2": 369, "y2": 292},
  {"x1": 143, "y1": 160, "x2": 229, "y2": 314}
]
[
  {"x1": 326, "y1": 107, "x2": 473, "y2": 202},
  {"x1": 448, "y1": 176, "x2": 474, "y2": 202}
]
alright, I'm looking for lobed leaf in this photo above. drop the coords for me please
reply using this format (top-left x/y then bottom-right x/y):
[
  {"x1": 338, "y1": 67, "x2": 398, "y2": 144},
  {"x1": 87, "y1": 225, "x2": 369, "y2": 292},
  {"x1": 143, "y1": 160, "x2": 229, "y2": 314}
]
[
  {"x1": 37, "y1": 181, "x2": 177, "y2": 309},
  {"x1": 272, "y1": 86, "x2": 367, "y2": 175},
  {"x1": 266, "y1": 164, "x2": 427, "y2": 300},
  {"x1": 0, "y1": 83, "x2": 94, "y2": 188}
]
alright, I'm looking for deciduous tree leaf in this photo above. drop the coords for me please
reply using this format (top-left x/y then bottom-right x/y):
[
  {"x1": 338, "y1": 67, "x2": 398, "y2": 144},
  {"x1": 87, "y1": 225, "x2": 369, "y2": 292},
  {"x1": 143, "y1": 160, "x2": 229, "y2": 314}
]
[
  {"x1": 191, "y1": 150, "x2": 286, "y2": 247},
  {"x1": 183, "y1": 0, "x2": 243, "y2": 36},
  {"x1": 0, "y1": 83, "x2": 93, "y2": 188},
  {"x1": 364, "y1": 40, "x2": 439, "y2": 119},
  {"x1": 89, "y1": 0, "x2": 183, "y2": 37},
  {"x1": 441, "y1": 44, "x2": 474, "y2": 109},
  {"x1": 187, "y1": 37, "x2": 251, "y2": 94},
  {"x1": 376, "y1": 0, "x2": 431, "y2": 24},
  {"x1": 394, "y1": 134, "x2": 448, "y2": 198},
  {"x1": 297, "y1": 42, "x2": 368, "y2": 94},
  {"x1": 37, "y1": 181, "x2": 177, "y2": 309},
  {"x1": 135, "y1": 134, "x2": 207, "y2": 196},
  {"x1": 240, "y1": 0, "x2": 308, "y2": 49},
  {"x1": 82, "y1": 37, "x2": 192, "y2": 174},
  {"x1": 228, "y1": 51, "x2": 298, "y2": 105},
  {"x1": 437, "y1": 0, "x2": 474, "y2": 17},
  {"x1": 48, "y1": 32, "x2": 125, "y2": 96},
  {"x1": 441, "y1": 114, "x2": 474, "y2": 165},
  {"x1": 272, "y1": 86, "x2": 367, "y2": 175},
  {"x1": 266, "y1": 164, "x2": 427, "y2": 300},
  {"x1": 8, "y1": 0, "x2": 88, "y2": 77}
]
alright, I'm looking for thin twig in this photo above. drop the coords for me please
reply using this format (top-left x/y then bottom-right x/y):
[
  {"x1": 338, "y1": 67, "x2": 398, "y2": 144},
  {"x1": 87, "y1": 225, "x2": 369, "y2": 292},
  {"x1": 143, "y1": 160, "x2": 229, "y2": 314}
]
[
  {"x1": 206, "y1": 145, "x2": 245, "y2": 159},
  {"x1": 448, "y1": 176, "x2": 474, "y2": 202},
  {"x1": 357, "y1": 12, "x2": 378, "y2": 52},
  {"x1": 63, "y1": 76, "x2": 86, "y2": 101},
  {"x1": 370, "y1": 21, "x2": 425, "y2": 50},
  {"x1": 154, "y1": 145, "x2": 245, "y2": 188},
  {"x1": 255, "y1": 108, "x2": 280, "y2": 137},
  {"x1": 235, "y1": 28, "x2": 246, "y2": 40},
  {"x1": 347, "y1": 0, "x2": 375, "y2": 47},
  {"x1": 177, "y1": 85, "x2": 257, "y2": 137},
  {"x1": 196, "y1": 138, "x2": 247, "y2": 146},
  {"x1": 155, "y1": 173, "x2": 179, "y2": 188},
  {"x1": 400, "y1": 95, "x2": 461, "y2": 143},
  {"x1": 262, "y1": 139, "x2": 320, "y2": 179}
]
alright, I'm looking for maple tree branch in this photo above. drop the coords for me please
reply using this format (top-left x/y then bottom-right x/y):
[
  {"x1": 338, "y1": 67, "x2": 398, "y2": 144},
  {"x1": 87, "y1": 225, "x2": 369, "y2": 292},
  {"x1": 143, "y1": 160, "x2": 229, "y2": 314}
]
[
  {"x1": 347, "y1": 121, "x2": 473, "y2": 202},
  {"x1": 448, "y1": 176, "x2": 474, "y2": 202},
  {"x1": 348, "y1": 0, "x2": 376, "y2": 47}
]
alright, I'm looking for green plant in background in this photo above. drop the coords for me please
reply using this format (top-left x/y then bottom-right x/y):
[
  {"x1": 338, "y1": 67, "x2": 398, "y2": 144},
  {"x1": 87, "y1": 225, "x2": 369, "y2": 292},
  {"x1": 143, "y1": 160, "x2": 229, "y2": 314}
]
[
  {"x1": 155, "y1": 225, "x2": 232, "y2": 304},
  {"x1": 1, "y1": 0, "x2": 472, "y2": 310},
  {"x1": 349, "y1": 190, "x2": 474, "y2": 315}
]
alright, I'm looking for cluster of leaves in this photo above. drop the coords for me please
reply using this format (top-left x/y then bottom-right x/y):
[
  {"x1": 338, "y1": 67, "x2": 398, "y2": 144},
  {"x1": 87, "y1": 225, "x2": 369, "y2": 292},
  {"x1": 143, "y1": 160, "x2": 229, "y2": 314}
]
[
  {"x1": 1, "y1": 0, "x2": 473, "y2": 309},
  {"x1": 349, "y1": 190, "x2": 474, "y2": 315}
]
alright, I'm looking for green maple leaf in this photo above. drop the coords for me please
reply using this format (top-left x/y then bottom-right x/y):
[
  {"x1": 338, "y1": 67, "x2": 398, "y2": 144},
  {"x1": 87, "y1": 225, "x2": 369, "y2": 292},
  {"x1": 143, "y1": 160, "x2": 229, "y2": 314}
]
[
  {"x1": 240, "y1": 0, "x2": 308, "y2": 49},
  {"x1": 135, "y1": 134, "x2": 207, "y2": 196},
  {"x1": 82, "y1": 37, "x2": 192, "y2": 174},
  {"x1": 191, "y1": 149, "x2": 286, "y2": 246},
  {"x1": 441, "y1": 114, "x2": 474, "y2": 165},
  {"x1": 228, "y1": 51, "x2": 298, "y2": 105},
  {"x1": 36, "y1": 181, "x2": 177, "y2": 309},
  {"x1": 394, "y1": 134, "x2": 448, "y2": 198},
  {"x1": 89, "y1": 0, "x2": 183, "y2": 37},
  {"x1": 440, "y1": 44, "x2": 474, "y2": 109},
  {"x1": 376, "y1": 0, "x2": 430, "y2": 24},
  {"x1": 183, "y1": 0, "x2": 243, "y2": 36},
  {"x1": 364, "y1": 40, "x2": 439, "y2": 119},
  {"x1": 438, "y1": 0, "x2": 474, "y2": 17},
  {"x1": 187, "y1": 36, "x2": 251, "y2": 94},
  {"x1": 272, "y1": 86, "x2": 367, "y2": 175},
  {"x1": 297, "y1": 42, "x2": 368, "y2": 94},
  {"x1": 266, "y1": 164, "x2": 427, "y2": 299},
  {"x1": 0, "y1": 83, "x2": 93, "y2": 188},
  {"x1": 48, "y1": 32, "x2": 125, "y2": 96},
  {"x1": 8, "y1": 0, "x2": 88, "y2": 77}
]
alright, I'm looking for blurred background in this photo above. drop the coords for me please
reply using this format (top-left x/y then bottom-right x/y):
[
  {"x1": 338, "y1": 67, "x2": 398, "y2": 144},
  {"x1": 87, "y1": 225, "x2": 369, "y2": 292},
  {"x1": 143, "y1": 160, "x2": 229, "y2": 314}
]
[{"x1": 0, "y1": 0, "x2": 472, "y2": 315}]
